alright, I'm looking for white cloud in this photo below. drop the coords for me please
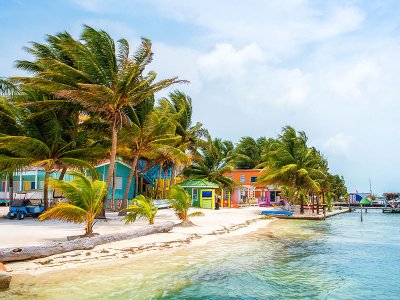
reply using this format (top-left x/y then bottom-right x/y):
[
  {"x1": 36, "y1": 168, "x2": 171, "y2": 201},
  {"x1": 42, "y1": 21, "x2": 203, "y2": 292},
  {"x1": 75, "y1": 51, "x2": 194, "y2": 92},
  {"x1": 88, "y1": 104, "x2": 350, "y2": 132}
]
[
  {"x1": 153, "y1": 1, "x2": 364, "y2": 58},
  {"x1": 5, "y1": 0, "x2": 400, "y2": 194},
  {"x1": 197, "y1": 43, "x2": 264, "y2": 80},
  {"x1": 324, "y1": 133, "x2": 353, "y2": 155}
]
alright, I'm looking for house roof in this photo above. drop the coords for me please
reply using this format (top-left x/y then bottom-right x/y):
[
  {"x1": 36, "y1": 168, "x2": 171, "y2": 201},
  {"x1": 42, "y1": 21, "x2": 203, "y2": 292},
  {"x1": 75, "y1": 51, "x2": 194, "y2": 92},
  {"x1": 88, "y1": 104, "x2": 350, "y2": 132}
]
[
  {"x1": 179, "y1": 179, "x2": 219, "y2": 188},
  {"x1": 95, "y1": 159, "x2": 132, "y2": 169}
]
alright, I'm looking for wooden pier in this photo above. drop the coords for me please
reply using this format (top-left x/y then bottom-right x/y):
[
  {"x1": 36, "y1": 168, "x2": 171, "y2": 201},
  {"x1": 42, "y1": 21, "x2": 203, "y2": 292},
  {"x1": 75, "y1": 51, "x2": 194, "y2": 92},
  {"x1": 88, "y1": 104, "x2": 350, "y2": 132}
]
[
  {"x1": 382, "y1": 208, "x2": 400, "y2": 213},
  {"x1": 272, "y1": 207, "x2": 350, "y2": 220}
]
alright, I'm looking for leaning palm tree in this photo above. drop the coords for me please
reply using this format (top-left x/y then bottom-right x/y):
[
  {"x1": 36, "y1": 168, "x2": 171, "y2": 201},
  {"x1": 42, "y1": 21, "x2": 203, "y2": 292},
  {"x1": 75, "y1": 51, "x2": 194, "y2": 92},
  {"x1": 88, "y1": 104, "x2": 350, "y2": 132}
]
[
  {"x1": 159, "y1": 91, "x2": 206, "y2": 186},
  {"x1": 256, "y1": 126, "x2": 323, "y2": 214},
  {"x1": 0, "y1": 110, "x2": 102, "y2": 210},
  {"x1": 0, "y1": 98, "x2": 23, "y2": 205},
  {"x1": 182, "y1": 134, "x2": 236, "y2": 189},
  {"x1": 123, "y1": 195, "x2": 158, "y2": 225},
  {"x1": 167, "y1": 185, "x2": 204, "y2": 226},
  {"x1": 233, "y1": 136, "x2": 274, "y2": 169},
  {"x1": 15, "y1": 25, "x2": 185, "y2": 215},
  {"x1": 117, "y1": 98, "x2": 181, "y2": 214},
  {"x1": 39, "y1": 171, "x2": 106, "y2": 236}
]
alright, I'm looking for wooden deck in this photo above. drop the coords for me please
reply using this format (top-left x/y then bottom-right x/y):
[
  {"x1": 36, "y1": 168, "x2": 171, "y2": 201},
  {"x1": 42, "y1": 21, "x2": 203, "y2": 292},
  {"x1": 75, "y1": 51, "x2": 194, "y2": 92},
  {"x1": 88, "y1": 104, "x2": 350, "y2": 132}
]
[{"x1": 382, "y1": 208, "x2": 400, "y2": 213}]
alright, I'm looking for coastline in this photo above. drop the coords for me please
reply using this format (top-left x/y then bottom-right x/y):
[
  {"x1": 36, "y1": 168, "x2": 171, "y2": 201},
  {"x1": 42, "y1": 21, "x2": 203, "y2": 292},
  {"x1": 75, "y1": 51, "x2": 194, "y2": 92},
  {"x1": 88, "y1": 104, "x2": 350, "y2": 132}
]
[{"x1": 3, "y1": 207, "x2": 276, "y2": 277}]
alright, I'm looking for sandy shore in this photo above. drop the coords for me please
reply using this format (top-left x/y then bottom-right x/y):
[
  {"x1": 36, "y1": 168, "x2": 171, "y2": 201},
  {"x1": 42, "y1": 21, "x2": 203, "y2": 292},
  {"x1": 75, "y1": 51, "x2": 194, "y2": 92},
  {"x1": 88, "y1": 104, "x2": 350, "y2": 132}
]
[{"x1": 0, "y1": 206, "x2": 275, "y2": 276}]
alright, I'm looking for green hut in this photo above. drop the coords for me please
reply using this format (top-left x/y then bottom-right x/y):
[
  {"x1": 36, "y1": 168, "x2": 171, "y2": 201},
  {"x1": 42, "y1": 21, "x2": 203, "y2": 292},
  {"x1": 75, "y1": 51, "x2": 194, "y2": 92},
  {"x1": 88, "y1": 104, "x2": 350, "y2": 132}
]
[{"x1": 179, "y1": 179, "x2": 219, "y2": 209}]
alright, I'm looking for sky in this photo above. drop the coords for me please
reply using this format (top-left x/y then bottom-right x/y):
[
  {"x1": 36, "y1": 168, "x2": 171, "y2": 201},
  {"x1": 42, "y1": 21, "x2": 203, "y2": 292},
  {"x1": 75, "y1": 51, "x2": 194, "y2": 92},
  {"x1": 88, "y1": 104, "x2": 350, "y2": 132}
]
[{"x1": 1, "y1": 0, "x2": 400, "y2": 195}]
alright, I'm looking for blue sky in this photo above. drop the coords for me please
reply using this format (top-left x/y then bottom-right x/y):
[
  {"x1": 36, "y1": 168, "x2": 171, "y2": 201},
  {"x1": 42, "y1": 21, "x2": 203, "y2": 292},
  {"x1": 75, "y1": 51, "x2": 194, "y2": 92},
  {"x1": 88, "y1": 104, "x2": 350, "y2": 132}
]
[{"x1": 2, "y1": 0, "x2": 400, "y2": 195}]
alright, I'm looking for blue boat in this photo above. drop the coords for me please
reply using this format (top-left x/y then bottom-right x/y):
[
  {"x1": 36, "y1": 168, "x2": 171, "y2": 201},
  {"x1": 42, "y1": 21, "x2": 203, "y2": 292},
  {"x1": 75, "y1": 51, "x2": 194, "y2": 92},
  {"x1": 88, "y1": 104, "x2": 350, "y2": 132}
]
[{"x1": 260, "y1": 210, "x2": 293, "y2": 217}]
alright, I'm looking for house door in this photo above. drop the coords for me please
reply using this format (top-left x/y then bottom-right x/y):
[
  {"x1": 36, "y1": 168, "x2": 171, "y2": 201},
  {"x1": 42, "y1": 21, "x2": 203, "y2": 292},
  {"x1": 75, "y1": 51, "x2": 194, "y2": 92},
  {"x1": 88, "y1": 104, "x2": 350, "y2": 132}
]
[{"x1": 192, "y1": 189, "x2": 200, "y2": 207}]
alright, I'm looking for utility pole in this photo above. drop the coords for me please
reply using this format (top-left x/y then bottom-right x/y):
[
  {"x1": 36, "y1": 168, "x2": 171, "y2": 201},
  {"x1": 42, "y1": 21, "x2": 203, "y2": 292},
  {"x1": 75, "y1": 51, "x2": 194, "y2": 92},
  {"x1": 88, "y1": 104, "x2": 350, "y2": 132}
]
[{"x1": 369, "y1": 178, "x2": 372, "y2": 197}]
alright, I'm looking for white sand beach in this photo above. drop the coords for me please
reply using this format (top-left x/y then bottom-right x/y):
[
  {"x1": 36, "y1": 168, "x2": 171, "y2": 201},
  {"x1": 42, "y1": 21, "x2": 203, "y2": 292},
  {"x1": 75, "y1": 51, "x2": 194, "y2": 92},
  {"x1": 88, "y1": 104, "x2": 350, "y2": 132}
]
[{"x1": 0, "y1": 206, "x2": 276, "y2": 276}]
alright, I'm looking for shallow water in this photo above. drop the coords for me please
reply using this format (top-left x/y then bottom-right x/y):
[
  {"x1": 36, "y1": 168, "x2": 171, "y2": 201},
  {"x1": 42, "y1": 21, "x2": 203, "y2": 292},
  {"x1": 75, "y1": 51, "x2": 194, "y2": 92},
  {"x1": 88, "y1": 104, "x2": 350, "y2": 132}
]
[{"x1": 4, "y1": 210, "x2": 400, "y2": 299}]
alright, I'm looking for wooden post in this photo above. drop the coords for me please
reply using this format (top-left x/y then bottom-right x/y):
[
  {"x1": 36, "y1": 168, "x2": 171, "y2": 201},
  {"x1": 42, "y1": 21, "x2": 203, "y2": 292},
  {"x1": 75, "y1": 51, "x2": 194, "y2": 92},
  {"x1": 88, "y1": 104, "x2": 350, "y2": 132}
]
[{"x1": 360, "y1": 204, "x2": 363, "y2": 222}]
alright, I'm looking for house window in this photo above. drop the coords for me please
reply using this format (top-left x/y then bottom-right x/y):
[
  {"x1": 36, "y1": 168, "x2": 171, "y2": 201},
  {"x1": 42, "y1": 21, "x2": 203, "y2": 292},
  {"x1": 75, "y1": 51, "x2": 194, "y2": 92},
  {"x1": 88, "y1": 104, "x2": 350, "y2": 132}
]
[
  {"x1": 115, "y1": 177, "x2": 123, "y2": 190},
  {"x1": 14, "y1": 181, "x2": 21, "y2": 191},
  {"x1": 226, "y1": 174, "x2": 233, "y2": 179},
  {"x1": 240, "y1": 174, "x2": 245, "y2": 183},
  {"x1": 250, "y1": 176, "x2": 257, "y2": 183}
]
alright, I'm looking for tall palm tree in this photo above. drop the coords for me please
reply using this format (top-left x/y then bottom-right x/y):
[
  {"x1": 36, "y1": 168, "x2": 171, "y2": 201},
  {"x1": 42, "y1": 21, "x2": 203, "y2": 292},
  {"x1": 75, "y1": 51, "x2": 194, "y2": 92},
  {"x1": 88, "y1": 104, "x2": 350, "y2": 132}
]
[
  {"x1": 0, "y1": 96, "x2": 27, "y2": 206},
  {"x1": 14, "y1": 25, "x2": 185, "y2": 215},
  {"x1": 183, "y1": 134, "x2": 236, "y2": 189},
  {"x1": 233, "y1": 136, "x2": 273, "y2": 169},
  {"x1": 257, "y1": 126, "x2": 323, "y2": 214},
  {"x1": 0, "y1": 109, "x2": 101, "y2": 210},
  {"x1": 158, "y1": 91, "x2": 206, "y2": 185},
  {"x1": 117, "y1": 97, "x2": 181, "y2": 214},
  {"x1": 39, "y1": 171, "x2": 106, "y2": 236}
]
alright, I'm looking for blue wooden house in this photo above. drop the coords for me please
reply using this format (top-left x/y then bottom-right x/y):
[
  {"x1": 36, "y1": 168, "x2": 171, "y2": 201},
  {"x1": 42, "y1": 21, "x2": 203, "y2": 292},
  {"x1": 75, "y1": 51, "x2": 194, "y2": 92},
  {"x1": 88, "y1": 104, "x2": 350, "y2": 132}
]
[{"x1": 0, "y1": 159, "x2": 174, "y2": 208}]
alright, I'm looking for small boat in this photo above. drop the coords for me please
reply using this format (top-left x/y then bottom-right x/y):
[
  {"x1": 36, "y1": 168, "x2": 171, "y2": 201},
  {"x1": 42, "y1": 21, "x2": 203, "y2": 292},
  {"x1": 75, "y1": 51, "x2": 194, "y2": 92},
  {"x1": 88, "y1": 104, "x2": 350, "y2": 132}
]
[{"x1": 260, "y1": 210, "x2": 293, "y2": 216}]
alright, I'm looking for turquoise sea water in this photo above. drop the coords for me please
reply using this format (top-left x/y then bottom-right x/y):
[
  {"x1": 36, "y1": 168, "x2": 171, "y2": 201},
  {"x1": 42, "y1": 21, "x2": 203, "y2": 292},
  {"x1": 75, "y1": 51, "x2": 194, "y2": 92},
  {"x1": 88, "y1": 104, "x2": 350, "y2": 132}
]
[{"x1": 4, "y1": 210, "x2": 400, "y2": 299}]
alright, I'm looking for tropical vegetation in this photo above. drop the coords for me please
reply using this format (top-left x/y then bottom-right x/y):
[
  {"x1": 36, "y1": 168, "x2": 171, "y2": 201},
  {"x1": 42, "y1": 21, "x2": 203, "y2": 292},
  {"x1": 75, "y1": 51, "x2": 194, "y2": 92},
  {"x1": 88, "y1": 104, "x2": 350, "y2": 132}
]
[
  {"x1": 38, "y1": 171, "x2": 106, "y2": 236},
  {"x1": 123, "y1": 195, "x2": 158, "y2": 225},
  {"x1": 0, "y1": 25, "x2": 347, "y2": 221},
  {"x1": 167, "y1": 185, "x2": 204, "y2": 226}
]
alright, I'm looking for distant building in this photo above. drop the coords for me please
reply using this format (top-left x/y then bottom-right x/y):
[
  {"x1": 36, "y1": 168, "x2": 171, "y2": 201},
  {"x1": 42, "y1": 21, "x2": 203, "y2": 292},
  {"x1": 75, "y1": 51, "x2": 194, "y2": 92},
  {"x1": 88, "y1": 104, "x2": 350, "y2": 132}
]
[
  {"x1": 349, "y1": 192, "x2": 371, "y2": 204},
  {"x1": 223, "y1": 169, "x2": 284, "y2": 207}
]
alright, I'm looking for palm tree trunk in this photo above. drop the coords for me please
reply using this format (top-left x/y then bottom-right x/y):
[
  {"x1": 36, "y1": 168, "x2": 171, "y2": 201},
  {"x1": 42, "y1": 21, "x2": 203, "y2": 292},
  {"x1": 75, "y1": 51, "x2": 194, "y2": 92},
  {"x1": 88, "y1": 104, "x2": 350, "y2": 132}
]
[
  {"x1": 163, "y1": 168, "x2": 168, "y2": 198},
  {"x1": 101, "y1": 120, "x2": 118, "y2": 217},
  {"x1": 155, "y1": 161, "x2": 163, "y2": 199},
  {"x1": 311, "y1": 193, "x2": 315, "y2": 214},
  {"x1": 134, "y1": 167, "x2": 139, "y2": 197},
  {"x1": 111, "y1": 169, "x2": 116, "y2": 210},
  {"x1": 316, "y1": 194, "x2": 320, "y2": 214},
  {"x1": 85, "y1": 214, "x2": 94, "y2": 236},
  {"x1": 119, "y1": 155, "x2": 138, "y2": 216},
  {"x1": 43, "y1": 170, "x2": 51, "y2": 211},
  {"x1": 300, "y1": 193, "x2": 304, "y2": 215},
  {"x1": 59, "y1": 167, "x2": 67, "y2": 180},
  {"x1": 170, "y1": 164, "x2": 176, "y2": 186},
  {"x1": 8, "y1": 170, "x2": 13, "y2": 206}
]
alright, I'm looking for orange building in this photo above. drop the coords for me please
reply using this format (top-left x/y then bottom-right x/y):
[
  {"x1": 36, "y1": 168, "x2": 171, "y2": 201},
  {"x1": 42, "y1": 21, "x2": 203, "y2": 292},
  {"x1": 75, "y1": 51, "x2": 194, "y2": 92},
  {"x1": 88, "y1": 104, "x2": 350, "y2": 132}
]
[{"x1": 223, "y1": 169, "x2": 283, "y2": 207}]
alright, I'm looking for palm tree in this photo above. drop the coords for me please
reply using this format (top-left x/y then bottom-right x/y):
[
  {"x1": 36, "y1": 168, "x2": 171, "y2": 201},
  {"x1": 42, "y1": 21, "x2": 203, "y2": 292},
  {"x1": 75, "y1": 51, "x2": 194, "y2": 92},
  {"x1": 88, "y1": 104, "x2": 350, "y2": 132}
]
[
  {"x1": 233, "y1": 136, "x2": 274, "y2": 169},
  {"x1": 0, "y1": 98, "x2": 23, "y2": 205},
  {"x1": 330, "y1": 174, "x2": 347, "y2": 201},
  {"x1": 182, "y1": 134, "x2": 236, "y2": 189},
  {"x1": 153, "y1": 143, "x2": 190, "y2": 199},
  {"x1": 15, "y1": 25, "x2": 185, "y2": 215},
  {"x1": 123, "y1": 195, "x2": 158, "y2": 225},
  {"x1": 0, "y1": 109, "x2": 101, "y2": 210},
  {"x1": 38, "y1": 171, "x2": 106, "y2": 236},
  {"x1": 257, "y1": 126, "x2": 323, "y2": 214},
  {"x1": 117, "y1": 97, "x2": 181, "y2": 214},
  {"x1": 167, "y1": 185, "x2": 204, "y2": 226}
]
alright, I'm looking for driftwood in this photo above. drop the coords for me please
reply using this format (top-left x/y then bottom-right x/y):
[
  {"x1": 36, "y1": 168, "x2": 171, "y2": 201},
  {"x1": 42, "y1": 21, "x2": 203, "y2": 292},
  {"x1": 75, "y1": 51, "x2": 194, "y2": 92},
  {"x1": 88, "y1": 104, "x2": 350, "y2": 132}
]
[{"x1": 0, "y1": 222, "x2": 174, "y2": 263}]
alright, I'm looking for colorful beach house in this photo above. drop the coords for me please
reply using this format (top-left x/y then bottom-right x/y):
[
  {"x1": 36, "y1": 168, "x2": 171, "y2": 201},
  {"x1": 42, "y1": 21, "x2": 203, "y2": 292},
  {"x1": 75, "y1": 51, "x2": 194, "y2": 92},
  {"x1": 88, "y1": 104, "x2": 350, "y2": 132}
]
[
  {"x1": 0, "y1": 159, "x2": 175, "y2": 209},
  {"x1": 223, "y1": 169, "x2": 284, "y2": 207},
  {"x1": 95, "y1": 159, "x2": 177, "y2": 209},
  {"x1": 179, "y1": 179, "x2": 219, "y2": 209}
]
